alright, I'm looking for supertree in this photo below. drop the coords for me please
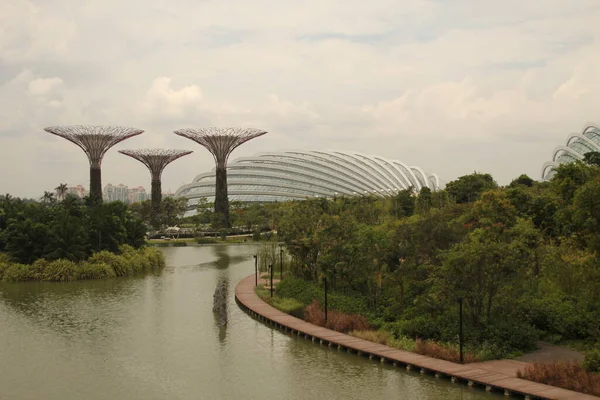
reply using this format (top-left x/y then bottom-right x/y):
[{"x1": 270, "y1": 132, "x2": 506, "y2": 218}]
[
  {"x1": 44, "y1": 125, "x2": 144, "y2": 201},
  {"x1": 119, "y1": 149, "x2": 192, "y2": 228},
  {"x1": 174, "y1": 127, "x2": 267, "y2": 227}
]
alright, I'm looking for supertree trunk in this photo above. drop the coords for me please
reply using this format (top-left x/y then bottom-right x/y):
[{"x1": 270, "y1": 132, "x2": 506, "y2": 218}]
[
  {"x1": 118, "y1": 149, "x2": 192, "y2": 229},
  {"x1": 151, "y1": 178, "x2": 162, "y2": 228},
  {"x1": 90, "y1": 166, "x2": 103, "y2": 201},
  {"x1": 215, "y1": 165, "x2": 230, "y2": 227},
  {"x1": 44, "y1": 125, "x2": 145, "y2": 204},
  {"x1": 173, "y1": 127, "x2": 267, "y2": 229}
]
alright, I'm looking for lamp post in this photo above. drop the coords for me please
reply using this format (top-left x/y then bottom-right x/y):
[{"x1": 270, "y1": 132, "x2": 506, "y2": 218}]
[
  {"x1": 458, "y1": 297, "x2": 464, "y2": 363},
  {"x1": 253, "y1": 254, "x2": 258, "y2": 287},
  {"x1": 269, "y1": 264, "x2": 273, "y2": 298},
  {"x1": 279, "y1": 245, "x2": 283, "y2": 280},
  {"x1": 323, "y1": 277, "x2": 328, "y2": 324}
]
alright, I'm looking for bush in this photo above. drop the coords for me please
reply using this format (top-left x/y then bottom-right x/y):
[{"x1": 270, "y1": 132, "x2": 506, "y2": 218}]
[
  {"x1": 584, "y1": 347, "x2": 600, "y2": 372},
  {"x1": 196, "y1": 237, "x2": 217, "y2": 244},
  {"x1": 415, "y1": 339, "x2": 479, "y2": 363},
  {"x1": 394, "y1": 316, "x2": 441, "y2": 340},
  {"x1": 142, "y1": 247, "x2": 165, "y2": 271},
  {"x1": 0, "y1": 253, "x2": 12, "y2": 280},
  {"x1": 88, "y1": 251, "x2": 132, "y2": 277},
  {"x1": 0, "y1": 247, "x2": 164, "y2": 282},
  {"x1": 517, "y1": 362, "x2": 600, "y2": 396},
  {"x1": 42, "y1": 259, "x2": 77, "y2": 282},
  {"x1": 304, "y1": 300, "x2": 370, "y2": 333},
  {"x1": 276, "y1": 277, "x2": 369, "y2": 316},
  {"x1": 78, "y1": 261, "x2": 117, "y2": 280},
  {"x1": 1, "y1": 263, "x2": 34, "y2": 282}
]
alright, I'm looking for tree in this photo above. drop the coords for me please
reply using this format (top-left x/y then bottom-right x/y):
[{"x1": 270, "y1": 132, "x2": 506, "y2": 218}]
[
  {"x1": 583, "y1": 151, "x2": 600, "y2": 166},
  {"x1": 55, "y1": 183, "x2": 69, "y2": 201},
  {"x1": 551, "y1": 161, "x2": 596, "y2": 203},
  {"x1": 41, "y1": 191, "x2": 55, "y2": 204},
  {"x1": 159, "y1": 197, "x2": 188, "y2": 227},
  {"x1": 446, "y1": 172, "x2": 497, "y2": 203},
  {"x1": 509, "y1": 174, "x2": 534, "y2": 188},
  {"x1": 439, "y1": 228, "x2": 519, "y2": 323},
  {"x1": 391, "y1": 188, "x2": 415, "y2": 218}
]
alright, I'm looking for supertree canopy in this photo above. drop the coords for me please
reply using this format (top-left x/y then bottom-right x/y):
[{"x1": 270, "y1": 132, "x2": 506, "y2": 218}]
[
  {"x1": 174, "y1": 127, "x2": 267, "y2": 227},
  {"x1": 119, "y1": 149, "x2": 192, "y2": 228},
  {"x1": 44, "y1": 125, "x2": 144, "y2": 201}
]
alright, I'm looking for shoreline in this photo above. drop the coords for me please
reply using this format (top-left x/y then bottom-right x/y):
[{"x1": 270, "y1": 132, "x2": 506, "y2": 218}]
[{"x1": 235, "y1": 273, "x2": 598, "y2": 400}]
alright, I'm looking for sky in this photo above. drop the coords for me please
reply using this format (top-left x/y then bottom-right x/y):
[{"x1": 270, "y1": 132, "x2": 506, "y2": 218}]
[{"x1": 1, "y1": 0, "x2": 599, "y2": 198}]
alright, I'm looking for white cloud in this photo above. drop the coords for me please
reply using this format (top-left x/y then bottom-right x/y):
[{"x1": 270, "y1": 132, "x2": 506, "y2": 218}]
[
  {"x1": 0, "y1": 0, "x2": 600, "y2": 197},
  {"x1": 140, "y1": 77, "x2": 203, "y2": 117},
  {"x1": 28, "y1": 77, "x2": 63, "y2": 95}
]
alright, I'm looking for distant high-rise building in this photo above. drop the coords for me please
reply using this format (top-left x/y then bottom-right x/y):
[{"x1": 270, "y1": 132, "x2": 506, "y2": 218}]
[
  {"x1": 103, "y1": 183, "x2": 149, "y2": 204},
  {"x1": 67, "y1": 185, "x2": 88, "y2": 198}
]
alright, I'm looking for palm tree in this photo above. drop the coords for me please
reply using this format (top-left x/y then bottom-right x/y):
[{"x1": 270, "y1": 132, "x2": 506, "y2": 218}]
[
  {"x1": 41, "y1": 191, "x2": 55, "y2": 204},
  {"x1": 55, "y1": 183, "x2": 68, "y2": 201}
]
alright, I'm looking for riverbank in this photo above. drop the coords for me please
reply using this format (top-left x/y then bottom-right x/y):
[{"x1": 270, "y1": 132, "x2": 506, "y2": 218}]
[
  {"x1": 235, "y1": 274, "x2": 598, "y2": 400},
  {"x1": 0, "y1": 245, "x2": 165, "y2": 282}
]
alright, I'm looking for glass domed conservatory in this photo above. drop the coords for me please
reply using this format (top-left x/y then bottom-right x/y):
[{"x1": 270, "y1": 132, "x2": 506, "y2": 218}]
[
  {"x1": 176, "y1": 150, "x2": 441, "y2": 215},
  {"x1": 542, "y1": 125, "x2": 600, "y2": 180}
]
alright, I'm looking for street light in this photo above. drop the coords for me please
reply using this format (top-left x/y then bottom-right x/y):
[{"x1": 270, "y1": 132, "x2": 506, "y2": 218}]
[
  {"x1": 269, "y1": 264, "x2": 274, "y2": 298},
  {"x1": 253, "y1": 254, "x2": 258, "y2": 287},
  {"x1": 279, "y1": 245, "x2": 283, "y2": 280},
  {"x1": 323, "y1": 277, "x2": 328, "y2": 324},
  {"x1": 458, "y1": 297, "x2": 464, "y2": 363}
]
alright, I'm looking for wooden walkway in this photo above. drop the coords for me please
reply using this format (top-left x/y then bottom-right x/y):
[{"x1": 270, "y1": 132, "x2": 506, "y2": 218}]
[{"x1": 235, "y1": 274, "x2": 598, "y2": 400}]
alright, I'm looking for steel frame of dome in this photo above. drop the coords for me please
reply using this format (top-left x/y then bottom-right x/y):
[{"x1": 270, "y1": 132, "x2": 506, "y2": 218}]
[
  {"x1": 176, "y1": 150, "x2": 441, "y2": 213},
  {"x1": 542, "y1": 125, "x2": 600, "y2": 180}
]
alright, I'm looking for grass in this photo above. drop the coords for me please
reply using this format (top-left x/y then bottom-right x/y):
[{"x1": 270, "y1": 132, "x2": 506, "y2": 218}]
[
  {"x1": 350, "y1": 330, "x2": 392, "y2": 345},
  {"x1": 517, "y1": 362, "x2": 600, "y2": 396}
]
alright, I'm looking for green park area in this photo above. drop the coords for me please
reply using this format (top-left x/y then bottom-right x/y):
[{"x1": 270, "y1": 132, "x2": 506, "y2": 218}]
[{"x1": 254, "y1": 160, "x2": 600, "y2": 396}]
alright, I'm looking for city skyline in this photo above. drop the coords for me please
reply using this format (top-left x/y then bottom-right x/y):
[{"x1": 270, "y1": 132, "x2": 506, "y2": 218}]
[{"x1": 1, "y1": 0, "x2": 599, "y2": 198}]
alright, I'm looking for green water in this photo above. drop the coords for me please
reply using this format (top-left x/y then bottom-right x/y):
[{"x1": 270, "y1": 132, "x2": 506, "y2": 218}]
[{"x1": 0, "y1": 245, "x2": 507, "y2": 399}]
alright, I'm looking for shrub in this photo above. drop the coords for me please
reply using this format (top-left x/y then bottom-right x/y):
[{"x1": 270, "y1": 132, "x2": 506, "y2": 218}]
[
  {"x1": 196, "y1": 237, "x2": 217, "y2": 244},
  {"x1": 390, "y1": 336, "x2": 417, "y2": 352},
  {"x1": 304, "y1": 300, "x2": 370, "y2": 333},
  {"x1": 276, "y1": 277, "x2": 369, "y2": 316},
  {"x1": 1, "y1": 263, "x2": 34, "y2": 282},
  {"x1": 142, "y1": 247, "x2": 165, "y2": 271},
  {"x1": 415, "y1": 339, "x2": 479, "y2": 363},
  {"x1": 584, "y1": 347, "x2": 600, "y2": 372},
  {"x1": 77, "y1": 261, "x2": 117, "y2": 280},
  {"x1": 118, "y1": 244, "x2": 150, "y2": 273},
  {"x1": 42, "y1": 259, "x2": 77, "y2": 282},
  {"x1": 350, "y1": 330, "x2": 391, "y2": 345},
  {"x1": 88, "y1": 251, "x2": 132, "y2": 277},
  {"x1": 517, "y1": 362, "x2": 600, "y2": 396},
  {"x1": 0, "y1": 253, "x2": 12, "y2": 280},
  {"x1": 395, "y1": 316, "x2": 441, "y2": 340}
]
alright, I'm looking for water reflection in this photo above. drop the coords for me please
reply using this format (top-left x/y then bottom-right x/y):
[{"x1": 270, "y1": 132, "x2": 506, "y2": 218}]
[{"x1": 0, "y1": 245, "x2": 507, "y2": 400}]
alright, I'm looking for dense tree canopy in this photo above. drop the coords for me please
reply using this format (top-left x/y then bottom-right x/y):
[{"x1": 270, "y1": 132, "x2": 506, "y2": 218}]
[
  {"x1": 274, "y1": 164, "x2": 600, "y2": 358},
  {"x1": 0, "y1": 194, "x2": 146, "y2": 264}
]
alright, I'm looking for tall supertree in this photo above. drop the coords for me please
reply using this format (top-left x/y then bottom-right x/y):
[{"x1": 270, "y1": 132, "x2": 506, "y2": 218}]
[
  {"x1": 174, "y1": 127, "x2": 267, "y2": 227},
  {"x1": 44, "y1": 125, "x2": 144, "y2": 202},
  {"x1": 119, "y1": 149, "x2": 192, "y2": 228}
]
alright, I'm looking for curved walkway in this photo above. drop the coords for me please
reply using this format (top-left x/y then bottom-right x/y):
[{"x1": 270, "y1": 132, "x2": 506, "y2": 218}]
[{"x1": 235, "y1": 274, "x2": 598, "y2": 400}]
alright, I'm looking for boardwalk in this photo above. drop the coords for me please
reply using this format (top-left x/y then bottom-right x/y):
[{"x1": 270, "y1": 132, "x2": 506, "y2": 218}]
[{"x1": 235, "y1": 274, "x2": 598, "y2": 400}]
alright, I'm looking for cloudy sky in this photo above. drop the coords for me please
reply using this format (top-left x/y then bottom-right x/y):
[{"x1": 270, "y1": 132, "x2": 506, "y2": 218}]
[{"x1": 1, "y1": 0, "x2": 599, "y2": 198}]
